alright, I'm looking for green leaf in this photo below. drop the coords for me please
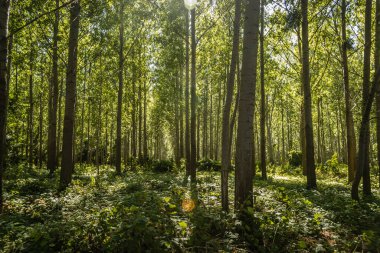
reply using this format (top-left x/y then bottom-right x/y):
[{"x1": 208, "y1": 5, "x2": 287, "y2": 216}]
[{"x1": 178, "y1": 221, "x2": 188, "y2": 229}]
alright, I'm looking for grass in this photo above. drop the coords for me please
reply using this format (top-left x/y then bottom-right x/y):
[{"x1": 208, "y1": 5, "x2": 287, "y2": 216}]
[{"x1": 0, "y1": 163, "x2": 379, "y2": 252}]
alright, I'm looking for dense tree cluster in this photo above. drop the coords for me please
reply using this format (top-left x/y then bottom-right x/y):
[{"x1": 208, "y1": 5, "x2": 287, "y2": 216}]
[{"x1": 0, "y1": 0, "x2": 380, "y2": 236}]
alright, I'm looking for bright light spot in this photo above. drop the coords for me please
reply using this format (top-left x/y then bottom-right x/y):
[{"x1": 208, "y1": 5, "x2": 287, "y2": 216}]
[
  {"x1": 184, "y1": 0, "x2": 197, "y2": 10},
  {"x1": 182, "y1": 198, "x2": 195, "y2": 212}
]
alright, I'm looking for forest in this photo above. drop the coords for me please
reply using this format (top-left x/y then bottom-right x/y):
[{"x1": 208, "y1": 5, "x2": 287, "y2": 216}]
[{"x1": 0, "y1": 0, "x2": 380, "y2": 252}]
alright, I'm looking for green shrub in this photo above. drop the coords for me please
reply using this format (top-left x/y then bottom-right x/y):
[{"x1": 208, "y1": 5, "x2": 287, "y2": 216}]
[
  {"x1": 151, "y1": 159, "x2": 174, "y2": 173},
  {"x1": 325, "y1": 153, "x2": 339, "y2": 173},
  {"x1": 197, "y1": 158, "x2": 221, "y2": 171},
  {"x1": 288, "y1": 150, "x2": 302, "y2": 167}
]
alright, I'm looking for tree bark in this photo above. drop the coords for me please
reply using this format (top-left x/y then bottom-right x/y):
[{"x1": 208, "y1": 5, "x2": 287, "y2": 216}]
[
  {"x1": 235, "y1": 0, "x2": 260, "y2": 209},
  {"x1": 221, "y1": 0, "x2": 241, "y2": 212},
  {"x1": 260, "y1": 0, "x2": 266, "y2": 180},
  {"x1": 116, "y1": 1, "x2": 124, "y2": 175},
  {"x1": 301, "y1": 0, "x2": 317, "y2": 189},
  {"x1": 28, "y1": 47, "x2": 34, "y2": 168},
  {"x1": 47, "y1": 0, "x2": 60, "y2": 175},
  {"x1": 341, "y1": 0, "x2": 357, "y2": 182},
  {"x1": 0, "y1": 0, "x2": 10, "y2": 214},
  {"x1": 362, "y1": 0, "x2": 372, "y2": 196},
  {"x1": 376, "y1": 0, "x2": 380, "y2": 189},
  {"x1": 190, "y1": 9, "x2": 197, "y2": 182},
  {"x1": 352, "y1": 68, "x2": 380, "y2": 199},
  {"x1": 60, "y1": 0, "x2": 80, "y2": 190},
  {"x1": 185, "y1": 10, "x2": 191, "y2": 178}
]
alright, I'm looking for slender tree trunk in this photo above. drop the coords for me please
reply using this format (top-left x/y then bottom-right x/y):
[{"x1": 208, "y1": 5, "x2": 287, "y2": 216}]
[
  {"x1": 317, "y1": 97, "x2": 322, "y2": 163},
  {"x1": 80, "y1": 62, "x2": 86, "y2": 167},
  {"x1": 116, "y1": 1, "x2": 124, "y2": 175},
  {"x1": 38, "y1": 73, "x2": 43, "y2": 170},
  {"x1": 138, "y1": 80, "x2": 142, "y2": 160},
  {"x1": 0, "y1": 0, "x2": 10, "y2": 214},
  {"x1": 203, "y1": 81, "x2": 208, "y2": 158},
  {"x1": 209, "y1": 90, "x2": 213, "y2": 159},
  {"x1": 175, "y1": 77, "x2": 181, "y2": 167},
  {"x1": 60, "y1": 0, "x2": 80, "y2": 190},
  {"x1": 185, "y1": 10, "x2": 191, "y2": 178},
  {"x1": 47, "y1": 0, "x2": 60, "y2": 175},
  {"x1": 301, "y1": 0, "x2": 317, "y2": 189},
  {"x1": 362, "y1": 0, "x2": 372, "y2": 196},
  {"x1": 352, "y1": 68, "x2": 380, "y2": 199},
  {"x1": 297, "y1": 28, "x2": 307, "y2": 175},
  {"x1": 190, "y1": 8, "x2": 197, "y2": 182},
  {"x1": 132, "y1": 64, "x2": 137, "y2": 160},
  {"x1": 215, "y1": 81, "x2": 221, "y2": 160},
  {"x1": 267, "y1": 97, "x2": 274, "y2": 164},
  {"x1": 376, "y1": 0, "x2": 380, "y2": 189},
  {"x1": 235, "y1": 0, "x2": 260, "y2": 209},
  {"x1": 197, "y1": 111, "x2": 200, "y2": 161},
  {"x1": 221, "y1": 0, "x2": 241, "y2": 212},
  {"x1": 260, "y1": 0, "x2": 266, "y2": 179},
  {"x1": 57, "y1": 75, "x2": 63, "y2": 168},
  {"x1": 28, "y1": 48, "x2": 34, "y2": 168},
  {"x1": 341, "y1": 0, "x2": 357, "y2": 182},
  {"x1": 143, "y1": 82, "x2": 148, "y2": 159},
  {"x1": 229, "y1": 60, "x2": 240, "y2": 160}
]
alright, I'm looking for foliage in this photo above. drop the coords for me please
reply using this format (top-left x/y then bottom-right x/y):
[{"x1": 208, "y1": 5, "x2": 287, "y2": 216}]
[
  {"x1": 1, "y1": 166, "x2": 379, "y2": 252},
  {"x1": 287, "y1": 150, "x2": 302, "y2": 168},
  {"x1": 197, "y1": 158, "x2": 221, "y2": 172},
  {"x1": 151, "y1": 159, "x2": 174, "y2": 173}
]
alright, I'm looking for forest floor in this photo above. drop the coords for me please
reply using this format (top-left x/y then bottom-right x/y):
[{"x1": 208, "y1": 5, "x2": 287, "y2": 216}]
[{"x1": 0, "y1": 164, "x2": 379, "y2": 252}]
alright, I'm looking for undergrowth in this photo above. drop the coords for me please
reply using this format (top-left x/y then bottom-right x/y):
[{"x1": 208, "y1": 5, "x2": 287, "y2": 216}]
[{"x1": 0, "y1": 163, "x2": 379, "y2": 252}]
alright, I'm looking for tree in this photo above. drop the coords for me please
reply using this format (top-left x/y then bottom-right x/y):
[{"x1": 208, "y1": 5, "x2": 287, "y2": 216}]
[
  {"x1": 60, "y1": 0, "x2": 81, "y2": 190},
  {"x1": 235, "y1": 0, "x2": 260, "y2": 209},
  {"x1": 190, "y1": 8, "x2": 197, "y2": 182},
  {"x1": 185, "y1": 10, "x2": 191, "y2": 179},
  {"x1": 0, "y1": 0, "x2": 10, "y2": 214},
  {"x1": 341, "y1": 0, "x2": 356, "y2": 182},
  {"x1": 221, "y1": 0, "x2": 241, "y2": 212},
  {"x1": 361, "y1": 0, "x2": 372, "y2": 196},
  {"x1": 301, "y1": 0, "x2": 317, "y2": 189},
  {"x1": 47, "y1": 0, "x2": 60, "y2": 175},
  {"x1": 376, "y1": 0, "x2": 380, "y2": 189},
  {"x1": 115, "y1": 1, "x2": 124, "y2": 175},
  {"x1": 260, "y1": 0, "x2": 266, "y2": 180}
]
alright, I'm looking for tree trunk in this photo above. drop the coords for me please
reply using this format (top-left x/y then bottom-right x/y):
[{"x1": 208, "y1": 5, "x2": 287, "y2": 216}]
[
  {"x1": 301, "y1": 0, "x2": 317, "y2": 189},
  {"x1": 60, "y1": 0, "x2": 80, "y2": 190},
  {"x1": 38, "y1": 72, "x2": 43, "y2": 170},
  {"x1": 352, "y1": 68, "x2": 380, "y2": 199},
  {"x1": 297, "y1": 28, "x2": 307, "y2": 175},
  {"x1": 116, "y1": 1, "x2": 124, "y2": 175},
  {"x1": 221, "y1": 0, "x2": 241, "y2": 212},
  {"x1": 362, "y1": 0, "x2": 372, "y2": 196},
  {"x1": 260, "y1": 0, "x2": 266, "y2": 179},
  {"x1": 203, "y1": 81, "x2": 208, "y2": 158},
  {"x1": 138, "y1": 79, "x2": 142, "y2": 160},
  {"x1": 376, "y1": 0, "x2": 380, "y2": 189},
  {"x1": 175, "y1": 77, "x2": 181, "y2": 167},
  {"x1": 57, "y1": 75, "x2": 63, "y2": 168},
  {"x1": 47, "y1": 0, "x2": 60, "y2": 175},
  {"x1": 185, "y1": 10, "x2": 191, "y2": 178},
  {"x1": 28, "y1": 46, "x2": 34, "y2": 168},
  {"x1": 132, "y1": 63, "x2": 137, "y2": 161},
  {"x1": 235, "y1": 0, "x2": 260, "y2": 209},
  {"x1": 143, "y1": 81, "x2": 148, "y2": 159},
  {"x1": 209, "y1": 89, "x2": 213, "y2": 159},
  {"x1": 0, "y1": 0, "x2": 10, "y2": 214},
  {"x1": 190, "y1": 8, "x2": 197, "y2": 182}
]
